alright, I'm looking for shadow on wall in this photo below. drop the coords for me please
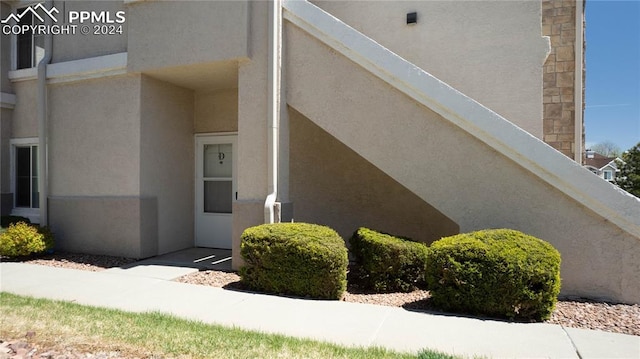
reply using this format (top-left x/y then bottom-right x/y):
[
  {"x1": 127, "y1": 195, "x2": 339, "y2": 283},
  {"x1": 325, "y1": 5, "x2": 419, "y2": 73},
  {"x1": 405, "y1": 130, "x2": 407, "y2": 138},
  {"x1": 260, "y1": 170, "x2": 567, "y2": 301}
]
[{"x1": 288, "y1": 107, "x2": 459, "y2": 244}]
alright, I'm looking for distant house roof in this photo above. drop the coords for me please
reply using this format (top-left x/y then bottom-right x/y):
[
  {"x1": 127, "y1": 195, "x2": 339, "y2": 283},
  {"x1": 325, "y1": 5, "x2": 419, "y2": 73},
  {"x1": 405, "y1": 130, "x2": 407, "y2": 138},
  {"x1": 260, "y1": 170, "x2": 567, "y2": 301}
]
[{"x1": 585, "y1": 152, "x2": 618, "y2": 170}]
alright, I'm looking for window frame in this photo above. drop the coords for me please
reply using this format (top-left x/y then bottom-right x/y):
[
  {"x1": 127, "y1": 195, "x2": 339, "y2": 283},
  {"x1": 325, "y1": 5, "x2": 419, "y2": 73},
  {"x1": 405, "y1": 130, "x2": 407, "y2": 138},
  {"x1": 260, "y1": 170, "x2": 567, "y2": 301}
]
[
  {"x1": 10, "y1": 1, "x2": 46, "y2": 70},
  {"x1": 9, "y1": 137, "x2": 40, "y2": 223},
  {"x1": 603, "y1": 170, "x2": 613, "y2": 181}
]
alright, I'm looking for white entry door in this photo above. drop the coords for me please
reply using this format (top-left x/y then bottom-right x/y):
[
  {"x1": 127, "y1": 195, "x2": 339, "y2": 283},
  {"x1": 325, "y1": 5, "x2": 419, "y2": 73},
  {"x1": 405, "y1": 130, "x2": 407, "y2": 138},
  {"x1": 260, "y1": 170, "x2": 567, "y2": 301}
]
[{"x1": 195, "y1": 135, "x2": 237, "y2": 249}]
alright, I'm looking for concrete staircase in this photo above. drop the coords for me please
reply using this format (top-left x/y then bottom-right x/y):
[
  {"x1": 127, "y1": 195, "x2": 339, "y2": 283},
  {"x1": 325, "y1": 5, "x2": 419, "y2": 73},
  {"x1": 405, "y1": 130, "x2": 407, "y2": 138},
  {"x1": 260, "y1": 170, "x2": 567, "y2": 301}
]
[{"x1": 283, "y1": 0, "x2": 640, "y2": 304}]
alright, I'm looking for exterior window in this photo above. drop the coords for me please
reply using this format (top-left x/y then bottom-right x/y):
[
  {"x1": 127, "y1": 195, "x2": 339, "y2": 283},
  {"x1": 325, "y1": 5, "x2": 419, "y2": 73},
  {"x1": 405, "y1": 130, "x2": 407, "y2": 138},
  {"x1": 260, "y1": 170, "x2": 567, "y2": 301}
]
[
  {"x1": 603, "y1": 170, "x2": 613, "y2": 181},
  {"x1": 15, "y1": 145, "x2": 39, "y2": 208},
  {"x1": 16, "y1": 6, "x2": 46, "y2": 69}
]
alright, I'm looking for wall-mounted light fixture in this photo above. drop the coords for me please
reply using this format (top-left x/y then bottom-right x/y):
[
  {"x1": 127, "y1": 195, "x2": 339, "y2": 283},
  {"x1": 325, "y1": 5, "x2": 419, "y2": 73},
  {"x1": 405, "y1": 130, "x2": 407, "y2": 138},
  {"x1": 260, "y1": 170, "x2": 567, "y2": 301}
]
[{"x1": 407, "y1": 12, "x2": 417, "y2": 25}]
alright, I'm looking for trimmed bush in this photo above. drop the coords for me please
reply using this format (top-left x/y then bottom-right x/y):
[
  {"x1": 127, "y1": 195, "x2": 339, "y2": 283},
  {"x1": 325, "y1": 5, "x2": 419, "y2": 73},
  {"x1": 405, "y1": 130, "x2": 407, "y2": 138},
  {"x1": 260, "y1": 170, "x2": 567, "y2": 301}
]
[
  {"x1": 38, "y1": 226, "x2": 55, "y2": 253},
  {"x1": 425, "y1": 229, "x2": 561, "y2": 321},
  {"x1": 1, "y1": 215, "x2": 31, "y2": 228},
  {"x1": 350, "y1": 228, "x2": 429, "y2": 292},
  {"x1": 0, "y1": 222, "x2": 51, "y2": 257},
  {"x1": 240, "y1": 223, "x2": 348, "y2": 300}
]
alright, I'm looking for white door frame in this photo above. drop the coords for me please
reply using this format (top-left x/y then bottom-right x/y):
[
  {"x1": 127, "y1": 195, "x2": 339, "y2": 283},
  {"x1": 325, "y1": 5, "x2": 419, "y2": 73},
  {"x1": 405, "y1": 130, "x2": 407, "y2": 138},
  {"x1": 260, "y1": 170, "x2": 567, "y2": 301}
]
[{"x1": 194, "y1": 133, "x2": 237, "y2": 248}]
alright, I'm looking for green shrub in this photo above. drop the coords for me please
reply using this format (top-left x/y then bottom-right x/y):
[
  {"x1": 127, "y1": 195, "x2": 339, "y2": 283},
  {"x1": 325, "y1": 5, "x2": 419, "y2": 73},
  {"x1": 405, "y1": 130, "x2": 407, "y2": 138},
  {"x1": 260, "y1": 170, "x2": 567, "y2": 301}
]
[
  {"x1": 0, "y1": 222, "x2": 46, "y2": 257},
  {"x1": 349, "y1": 228, "x2": 429, "y2": 292},
  {"x1": 0, "y1": 222, "x2": 55, "y2": 257},
  {"x1": 38, "y1": 225, "x2": 55, "y2": 253},
  {"x1": 425, "y1": 229, "x2": 561, "y2": 321},
  {"x1": 1, "y1": 215, "x2": 31, "y2": 228},
  {"x1": 240, "y1": 223, "x2": 348, "y2": 300}
]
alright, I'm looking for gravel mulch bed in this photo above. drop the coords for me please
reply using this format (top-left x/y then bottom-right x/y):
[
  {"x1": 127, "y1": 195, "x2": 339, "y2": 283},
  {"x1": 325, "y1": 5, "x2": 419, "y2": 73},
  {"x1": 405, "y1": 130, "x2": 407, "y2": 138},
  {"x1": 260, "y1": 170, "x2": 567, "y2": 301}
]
[
  {"x1": 2, "y1": 252, "x2": 136, "y2": 272},
  {"x1": 7, "y1": 253, "x2": 640, "y2": 337},
  {"x1": 548, "y1": 299, "x2": 640, "y2": 335}
]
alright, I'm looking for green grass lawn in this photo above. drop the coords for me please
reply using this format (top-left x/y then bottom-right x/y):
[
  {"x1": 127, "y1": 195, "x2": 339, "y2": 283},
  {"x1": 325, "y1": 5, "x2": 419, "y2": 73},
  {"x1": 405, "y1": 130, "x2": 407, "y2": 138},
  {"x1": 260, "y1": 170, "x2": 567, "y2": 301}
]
[{"x1": 0, "y1": 292, "x2": 461, "y2": 359}]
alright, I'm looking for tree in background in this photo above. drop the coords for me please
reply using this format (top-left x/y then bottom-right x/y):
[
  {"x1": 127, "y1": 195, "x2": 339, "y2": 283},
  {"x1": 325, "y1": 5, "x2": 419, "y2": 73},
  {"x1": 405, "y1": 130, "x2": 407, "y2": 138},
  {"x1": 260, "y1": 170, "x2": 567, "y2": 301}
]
[
  {"x1": 615, "y1": 142, "x2": 640, "y2": 197},
  {"x1": 590, "y1": 141, "x2": 622, "y2": 157}
]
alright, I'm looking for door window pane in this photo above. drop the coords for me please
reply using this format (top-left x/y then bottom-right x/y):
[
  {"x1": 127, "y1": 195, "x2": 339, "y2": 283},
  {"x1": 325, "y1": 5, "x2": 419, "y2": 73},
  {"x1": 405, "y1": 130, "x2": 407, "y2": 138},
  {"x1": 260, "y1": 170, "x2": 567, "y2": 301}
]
[
  {"x1": 204, "y1": 181, "x2": 232, "y2": 213},
  {"x1": 204, "y1": 144, "x2": 232, "y2": 178}
]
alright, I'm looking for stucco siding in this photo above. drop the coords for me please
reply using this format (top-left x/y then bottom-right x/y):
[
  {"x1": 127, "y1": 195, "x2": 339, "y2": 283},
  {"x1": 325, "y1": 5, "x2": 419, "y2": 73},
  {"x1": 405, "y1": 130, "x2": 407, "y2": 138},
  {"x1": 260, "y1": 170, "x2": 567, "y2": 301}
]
[
  {"x1": 140, "y1": 75, "x2": 194, "y2": 254},
  {"x1": 237, "y1": 0, "x2": 268, "y2": 202},
  {"x1": 48, "y1": 75, "x2": 141, "y2": 196},
  {"x1": 127, "y1": 0, "x2": 249, "y2": 73},
  {"x1": 0, "y1": 108, "x2": 11, "y2": 193},
  {"x1": 231, "y1": 200, "x2": 263, "y2": 270},
  {"x1": 0, "y1": 107, "x2": 11, "y2": 216},
  {"x1": 286, "y1": 23, "x2": 640, "y2": 303},
  {"x1": 231, "y1": 0, "x2": 270, "y2": 268},
  {"x1": 10, "y1": 80, "x2": 38, "y2": 138},
  {"x1": 290, "y1": 107, "x2": 459, "y2": 243},
  {"x1": 312, "y1": 0, "x2": 549, "y2": 138},
  {"x1": 51, "y1": 0, "x2": 128, "y2": 63},
  {"x1": 49, "y1": 196, "x2": 158, "y2": 258},
  {"x1": 194, "y1": 89, "x2": 238, "y2": 133}
]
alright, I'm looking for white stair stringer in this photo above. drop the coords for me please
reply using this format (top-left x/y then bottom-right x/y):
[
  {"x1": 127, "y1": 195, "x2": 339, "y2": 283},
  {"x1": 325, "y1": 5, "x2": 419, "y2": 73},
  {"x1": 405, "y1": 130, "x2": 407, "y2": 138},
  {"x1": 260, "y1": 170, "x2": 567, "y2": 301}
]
[{"x1": 283, "y1": 0, "x2": 640, "y2": 304}]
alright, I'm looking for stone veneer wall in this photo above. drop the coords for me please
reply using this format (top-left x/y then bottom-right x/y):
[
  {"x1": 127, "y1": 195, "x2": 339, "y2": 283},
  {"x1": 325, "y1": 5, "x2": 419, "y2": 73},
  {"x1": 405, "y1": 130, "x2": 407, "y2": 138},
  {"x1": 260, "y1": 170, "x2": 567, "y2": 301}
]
[{"x1": 542, "y1": 0, "x2": 584, "y2": 161}]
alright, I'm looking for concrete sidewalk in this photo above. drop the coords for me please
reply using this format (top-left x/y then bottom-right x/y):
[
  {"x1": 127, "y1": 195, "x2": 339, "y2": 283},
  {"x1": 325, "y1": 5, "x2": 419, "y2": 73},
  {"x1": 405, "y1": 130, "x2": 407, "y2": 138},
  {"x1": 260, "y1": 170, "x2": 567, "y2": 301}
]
[{"x1": 1, "y1": 261, "x2": 638, "y2": 358}]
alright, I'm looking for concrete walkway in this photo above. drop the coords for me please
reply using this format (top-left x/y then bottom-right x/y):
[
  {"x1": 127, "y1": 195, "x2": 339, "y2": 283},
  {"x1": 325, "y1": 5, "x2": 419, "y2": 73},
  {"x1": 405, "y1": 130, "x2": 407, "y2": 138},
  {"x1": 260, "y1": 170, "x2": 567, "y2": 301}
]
[{"x1": 1, "y1": 260, "x2": 638, "y2": 358}]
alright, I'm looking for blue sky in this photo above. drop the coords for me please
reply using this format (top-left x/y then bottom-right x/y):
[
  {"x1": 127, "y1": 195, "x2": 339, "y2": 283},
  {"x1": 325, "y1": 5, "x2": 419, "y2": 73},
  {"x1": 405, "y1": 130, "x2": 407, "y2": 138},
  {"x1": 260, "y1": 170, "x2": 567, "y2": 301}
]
[{"x1": 584, "y1": 0, "x2": 640, "y2": 152}]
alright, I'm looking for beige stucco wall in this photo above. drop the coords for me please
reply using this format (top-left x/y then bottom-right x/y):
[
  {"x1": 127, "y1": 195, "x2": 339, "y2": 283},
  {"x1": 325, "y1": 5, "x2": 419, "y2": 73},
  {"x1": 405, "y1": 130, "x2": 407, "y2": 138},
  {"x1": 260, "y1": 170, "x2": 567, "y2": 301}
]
[
  {"x1": 48, "y1": 75, "x2": 141, "y2": 196},
  {"x1": 312, "y1": 0, "x2": 549, "y2": 138},
  {"x1": 127, "y1": 0, "x2": 249, "y2": 73},
  {"x1": 50, "y1": 196, "x2": 158, "y2": 258},
  {"x1": 10, "y1": 80, "x2": 38, "y2": 138},
  {"x1": 140, "y1": 75, "x2": 194, "y2": 254},
  {"x1": 0, "y1": 107, "x2": 11, "y2": 215},
  {"x1": 286, "y1": 24, "x2": 639, "y2": 304},
  {"x1": 232, "y1": 0, "x2": 270, "y2": 269},
  {"x1": 45, "y1": 74, "x2": 196, "y2": 257},
  {"x1": 290, "y1": 107, "x2": 459, "y2": 243},
  {"x1": 231, "y1": 199, "x2": 263, "y2": 269},
  {"x1": 51, "y1": 0, "x2": 128, "y2": 63},
  {"x1": 46, "y1": 74, "x2": 163, "y2": 258},
  {"x1": 194, "y1": 89, "x2": 238, "y2": 134},
  {"x1": 0, "y1": 108, "x2": 10, "y2": 192}
]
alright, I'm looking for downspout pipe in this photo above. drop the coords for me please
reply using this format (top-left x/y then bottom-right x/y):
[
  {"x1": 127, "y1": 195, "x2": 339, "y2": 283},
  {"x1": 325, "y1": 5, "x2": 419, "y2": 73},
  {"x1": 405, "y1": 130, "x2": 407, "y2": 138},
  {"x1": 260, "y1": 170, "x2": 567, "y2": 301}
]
[
  {"x1": 265, "y1": 0, "x2": 282, "y2": 224},
  {"x1": 37, "y1": 0, "x2": 53, "y2": 225}
]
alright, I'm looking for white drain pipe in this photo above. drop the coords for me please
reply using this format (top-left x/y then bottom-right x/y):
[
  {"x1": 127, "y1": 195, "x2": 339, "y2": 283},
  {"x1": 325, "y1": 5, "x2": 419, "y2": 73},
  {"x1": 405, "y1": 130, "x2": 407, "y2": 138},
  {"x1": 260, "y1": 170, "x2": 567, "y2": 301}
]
[
  {"x1": 264, "y1": 0, "x2": 282, "y2": 224},
  {"x1": 37, "y1": 0, "x2": 53, "y2": 225}
]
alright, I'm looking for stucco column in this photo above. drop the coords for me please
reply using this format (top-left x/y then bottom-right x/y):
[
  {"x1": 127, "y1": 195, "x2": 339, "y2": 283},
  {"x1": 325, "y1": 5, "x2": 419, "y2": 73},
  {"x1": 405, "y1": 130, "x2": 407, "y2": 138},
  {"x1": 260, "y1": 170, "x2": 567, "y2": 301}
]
[
  {"x1": 233, "y1": 0, "x2": 270, "y2": 270},
  {"x1": 277, "y1": 1, "x2": 292, "y2": 221}
]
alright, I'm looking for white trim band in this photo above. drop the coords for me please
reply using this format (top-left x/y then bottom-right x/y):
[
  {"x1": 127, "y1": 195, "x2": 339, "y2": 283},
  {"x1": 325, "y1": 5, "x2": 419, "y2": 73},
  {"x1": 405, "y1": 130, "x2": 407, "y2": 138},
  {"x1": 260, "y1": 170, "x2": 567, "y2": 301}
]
[{"x1": 8, "y1": 52, "x2": 128, "y2": 84}]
